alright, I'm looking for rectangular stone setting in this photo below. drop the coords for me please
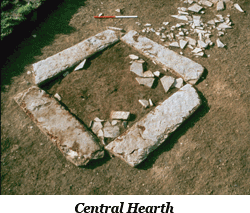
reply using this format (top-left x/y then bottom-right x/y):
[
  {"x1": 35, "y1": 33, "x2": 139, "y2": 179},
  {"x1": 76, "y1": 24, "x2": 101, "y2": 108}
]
[
  {"x1": 33, "y1": 30, "x2": 120, "y2": 85},
  {"x1": 14, "y1": 86, "x2": 104, "y2": 166},
  {"x1": 121, "y1": 30, "x2": 204, "y2": 84},
  {"x1": 105, "y1": 84, "x2": 201, "y2": 167}
]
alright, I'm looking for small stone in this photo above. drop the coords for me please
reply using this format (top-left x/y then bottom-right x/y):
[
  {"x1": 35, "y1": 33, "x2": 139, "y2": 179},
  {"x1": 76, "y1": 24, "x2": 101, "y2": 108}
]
[
  {"x1": 135, "y1": 77, "x2": 155, "y2": 88},
  {"x1": 129, "y1": 54, "x2": 139, "y2": 60},
  {"x1": 27, "y1": 71, "x2": 32, "y2": 75},
  {"x1": 160, "y1": 76, "x2": 175, "y2": 93},
  {"x1": 111, "y1": 120, "x2": 119, "y2": 126},
  {"x1": 104, "y1": 121, "x2": 112, "y2": 127},
  {"x1": 186, "y1": 37, "x2": 196, "y2": 46},
  {"x1": 54, "y1": 93, "x2": 61, "y2": 101},
  {"x1": 169, "y1": 41, "x2": 179, "y2": 48},
  {"x1": 200, "y1": 0, "x2": 213, "y2": 7},
  {"x1": 217, "y1": 23, "x2": 232, "y2": 29},
  {"x1": 110, "y1": 111, "x2": 130, "y2": 120},
  {"x1": 94, "y1": 117, "x2": 104, "y2": 122},
  {"x1": 198, "y1": 40, "x2": 208, "y2": 49},
  {"x1": 171, "y1": 15, "x2": 188, "y2": 21},
  {"x1": 188, "y1": 4, "x2": 203, "y2": 13},
  {"x1": 207, "y1": 19, "x2": 215, "y2": 25},
  {"x1": 144, "y1": 23, "x2": 151, "y2": 27},
  {"x1": 97, "y1": 129, "x2": 104, "y2": 137},
  {"x1": 163, "y1": 22, "x2": 169, "y2": 25},
  {"x1": 143, "y1": 71, "x2": 154, "y2": 78},
  {"x1": 136, "y1": 59, "x2": 145, "y2": 63},
  {"x1": 32, "y1": 35, "x2": 37, "y2": 38},
  {"x1": 234, "y1": 3, "x2": 244, "y2": 12},
  {"x1": 179, "y1": 40, "x2": 188, "y2": 49},
  {"x1": 149, "y1": 99, "x2": 154, "y2": 106},
  {"x1": 91, "y1": 122, "x2": 103, "y2": 134},
  {"x1": 153, "y1": 71, "x2": 161, "y2": 77},
  {"x1": 107, "y1": 26, "x2": 123, "y2": 31},
  {"x1": 216, "y1": 38, "x2": 225, "y2": 48},
  {"x1": 187, "y1": 44, "x2": 194, "y2": 49},
  {"x1": 216, "y1": 1, "x2": 224, "y2": 11},
  {"x1": 74, "y1": 59, "x2": 87, "y2": 71},
  {"x1": 115, "y1": 9, "x2": 121, "y2": 13},
  {"x1": 174, "y1": 78, "x2": 184, "y2": 88},
  {"x1": 98, "y1": 13, "x2": 104, "y2": 17},
  {"x1": 192, "y1": 47, "x2": 203, "y2": 53},
  {"x1": 103, "y1": 126, "x2": 120, "y2": 138},
  {"x1": 218, "y1": 31, "x2": 224, "y2": 36},
  {"x1": 123, "y1": 121, "x2": 128, "y2": 128},
  {"x1": 193, "y1": 15, "x2": 201, "y2": 27},
  {"x1": 194, "y1": 52, "x2": 204, "y2": 57},
  {"x1": 139, "y1": 99, "x2": 149, "y2": 108},
  {"x1": 188, "y1": 0, "x2": 194, "y2": 4},
  {"x1": 130, "y1": 61, "x2": 144, "y2": 76},
  {"x1": 155, "y1": 32, "x2": 161, "y2": 36}
]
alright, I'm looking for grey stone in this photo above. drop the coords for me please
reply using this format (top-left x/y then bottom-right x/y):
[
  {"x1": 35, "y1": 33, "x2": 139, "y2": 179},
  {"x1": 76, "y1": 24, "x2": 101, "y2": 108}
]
[
  {"x1": 186, "y1": 37, "x2": 197, "y2": 46},
  {"x1": 193, "y1": 15, "x2": 201, "y2": 27},
  {"x1": 14, "y1": 86, "x2": 104, "y2": 166},
  {"x1": 139, "y1": 99, "x2": 149, "y2": 108},
  {"x1": 160, "y1": 76, "x2": 175, "y2": 93},
  {"x1": 217, "y1": 23, "x2": 232, "y2": 29},
  {"x1": 198, "y1": 40, "x2": 208, "y2": 49},
  {"x1": 111, "y1": 120, "x2": 119, "y2": 126},
  {"x1": 153, "y1": 71, "x2": 161, "y2": 77},
  {"x1": 188, "y1": 4, "x2": 203, "y2": 13},
  {"x1": 103, "y1": 126, "x2": 120, "y2": 138},
  {"x1": 169, "y1": 41, "x2": 179, "y2": 48},
  {"x1": 107, "y1": 26, "x2": 123, "y2": 31},
  {"x1": 216, "y1": 38, "x2": 225, "y2": 48},
  {"x1": 149, "y1": 99, "x2": 154, "y2": 106},
  {"x1": 74, "y1": 59, "x2": 87, "y2": 71},
  {"x1": 121, "y1": 30, "x2": 204, "y2": 84},
  {"x1": 179, "y1": 40, "x2": 188, "y2": 49},
  {"x1": 104, "y1": 121, "x2": 112, "y2": 127},
  {"x1": 110, "y1": 111, "x2": 130, "y2": 120},
  {"x1": 171, "y1": 15, "x2": 188, "y2": 21},
  {"x1": 92, "y1": 121, "x2": 103, "y2": 134},
  {"x1": 143, "y1": 71, "x2": 154, "y2": 78},
  {"x1": 105, "y1": 84, "x2": 201, "y2": 167},
  {"x1": 234, "y1": 3, "x2": 244, "y2": 12},
  {"x1": 33, "y1": 30, "x2": 119, "y2": 85},
  {"x1": 130, "y1": 61, "x2": 144, "y2": 76},
  {"x1": 174, "y1": 78, "x2": 184, "y2": 88},
  {"x1": 200, "y1": 0, "x2": 213, "y2": 7},
  {"x1": 217, "y1": 1, "x2": 224, "y2": 11},
  {"x1": 129, "y1": 54, "x2": 139, "y2": 60},
  {"x1": 135, "y1": 77, "x2": 155, "y2": 88},
  {"x1": 54, "y1": 93, "x2": 61, "y2": 101},
  {"x1": 207, "y1": 19, "x2": 215, "y2": 25}
]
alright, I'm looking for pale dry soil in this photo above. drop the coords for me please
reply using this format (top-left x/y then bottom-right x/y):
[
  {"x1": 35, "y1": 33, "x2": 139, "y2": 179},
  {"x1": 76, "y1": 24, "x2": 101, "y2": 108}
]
[{"x1": 1, "y1": 0, "x2": 250, "y2": 195}]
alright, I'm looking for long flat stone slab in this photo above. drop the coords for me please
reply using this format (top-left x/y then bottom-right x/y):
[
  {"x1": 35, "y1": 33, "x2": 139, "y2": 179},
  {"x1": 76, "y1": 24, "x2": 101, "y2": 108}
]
[
  {"x1": 14, "y1": 86, "x2": 104, "y2": 166},
  {"x1": 105, "y1": 84, "x2": 201, "y2": 167},
  {"x1": 33, "y1": 30, "x2": 119, "y2": 85},
  {"x1": 121, "y1": 30, "x2": 204, "y2": 84}
]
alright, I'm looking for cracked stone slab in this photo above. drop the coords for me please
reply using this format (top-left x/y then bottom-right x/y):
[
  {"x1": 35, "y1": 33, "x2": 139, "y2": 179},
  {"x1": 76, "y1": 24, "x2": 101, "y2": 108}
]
[
  {"x1": 14, "y1": 86, "x2": 104, "y2": 166},
  {"x1": 121, "y1": 30, "x2": 204, "y2": 84},
  {"x1": 33, "y1": 30, "x2": 119, "y2": 85},
  {"x1": 105, "y1": 84, "x2": 201, "y2": 167}
]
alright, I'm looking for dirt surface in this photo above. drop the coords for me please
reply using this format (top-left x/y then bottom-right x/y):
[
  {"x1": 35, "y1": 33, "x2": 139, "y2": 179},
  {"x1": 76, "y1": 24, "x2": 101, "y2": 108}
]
[{"x1": 1, "y1": 0, "x2": 250, "y2": 195}]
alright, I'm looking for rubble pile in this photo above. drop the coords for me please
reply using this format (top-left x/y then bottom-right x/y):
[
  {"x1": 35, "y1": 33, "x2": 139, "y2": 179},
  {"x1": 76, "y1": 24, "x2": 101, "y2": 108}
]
[{"x1": 137, "y1": 0, "x2": 244, "y2": 57}]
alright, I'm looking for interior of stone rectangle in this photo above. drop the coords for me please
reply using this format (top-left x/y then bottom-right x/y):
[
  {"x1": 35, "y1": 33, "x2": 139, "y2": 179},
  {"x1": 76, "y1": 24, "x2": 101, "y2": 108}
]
[{"x1": 41, "y1": 41, "x2": 183, "y2": 144}]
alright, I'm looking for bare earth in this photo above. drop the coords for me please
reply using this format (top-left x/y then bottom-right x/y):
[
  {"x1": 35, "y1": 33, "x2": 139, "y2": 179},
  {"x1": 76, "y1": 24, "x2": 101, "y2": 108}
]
[{"x1": 1, "y1": 0, "x2": 250, "y2": 195}]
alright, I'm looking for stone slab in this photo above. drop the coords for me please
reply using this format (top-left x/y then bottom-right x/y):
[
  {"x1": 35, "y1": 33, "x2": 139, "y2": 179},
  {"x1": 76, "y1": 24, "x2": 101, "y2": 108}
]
[
  {"x1": 160, "y1": 76, "x2": 175, "y2": 93},
  {"x1": 110, "y1": 111, "x2": 130, "y2": 120},
  {"x1": 121, "y1": 30, "x2": 204, "y2": 84},
  {"x1": 130, "y1": 61, "x2": 144, "y2": 76},
  {"x1": 135, "y1": 77, "x2": 155, "y2": 88},
  {"x1": 14, "y1": 86, "x2": 104, "y2": 166},
  {"x1": 33, "y1": 30, "x2": 119, "y2": 85},
  {"x1": 105, "y1": 84, "x2": 201, "y2": 167}
]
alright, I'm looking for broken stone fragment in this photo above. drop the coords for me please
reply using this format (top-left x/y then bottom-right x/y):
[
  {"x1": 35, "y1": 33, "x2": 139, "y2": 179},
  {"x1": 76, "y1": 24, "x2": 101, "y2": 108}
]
[
  {"x1": 153, "y1": 71, "x2": 161, "y2": 77},
  {"x1": 135, "y1": 77, "x2": 155, "y2": 88},
  {"x1": 74, "y1": 59, "x2": 87, "y2": 71},
  {"x1": 97, "y1": 129, "x2": 104, "y2": 137},
  {"x1": 169, "y1": 41, "x2": 179, "y2": 48},
  {"x1": 149, "y1": 99, "x2": 154, "y2": 106},
  {"x1": 94, "y1": 117, "x2": 104, "y2": 122},
  {"x1": 216, "y1": 38, "x2": 225, "y2": 48},
  {"x1": 130, "y1": 61, "x2": 144, "y2": 77},
  {"x1": 193, "y1": 15, "x2": 201, "y2": 27},
  {"x1": 207, "y1": 19, "x2": 215, "y2": 25},
  {"x1": 129, "y1": 54, "x2": 139, "y2": 60},
  {"x1": 92, "y1": 121, "x2": 103, "y2": 134},
  {"x1": 143, "y1": 71, "x2": 154, "y2": 78},
  {"x1": 144, "y1": 23, "x2": 151, "y2": 27},
  {"x1": 115, "y1": 9, "x2": 121, "y2": 13},
  {"x1": 188, "y1": 4, "x2": 203, "y2": 13},
  {"x1": 216, "y1": 1, "x2": 224, "y2": 11},
  {"x1": 139, "y1": 99, "x2": 149, "y2": 108},
  {"x1": 14, "y1": 86, "x2": 104, "y2": 166},
  {"x1": 103, "y1": 126, "x2": 120, "y2": 138},
  {"x1": 234, "y1": 3, "x2": 244, "y2": 12},
  {"x1": 179, "y1": 40, "x2": 188, "y2": 49},
  {"x1": 160, "y1": 76, "x2": 175, "y2": 93},
  {"x1": 105, "y1": 84, "x2": 201, "y2": 167},
  {"x1": 163, "y1": 22, "x2": 169, "y2": 25},
  {"x1": 110, "y1": 111, "x2": 130, "y2": 120},
  {"x1": 186, "y1": 37, "x2": 196, "y2": 46},
  {"x1": 198, "y1": 40, "x2": 208, "y2": 49},
  {"x1": 54, "y1": 93, "x2": 61, "y2": 101},
  {"x1": 111, "y1": 120, "x2": 119, "y2": 126},
  {"x1": 174, "y1": 78, "x2": 184, "y2": 88},
  {"x1": 107, "y1": 26, "x2": 123, "y2": 31},
  {"x1": 171, "y1": 15, "x2": 188, "y2": 21},
  {"x1": 217, "y1": 23, "x2": 232, "y2": 29},
  {"x1": 104, "y1": 121, "x2": 112, "y2": 127},
  {"x1": 200, "y1": 0, "x2": 213, "y2": 7},
  {"x1": 192, "y1": 47, "x2": 203, "y2": 54}
]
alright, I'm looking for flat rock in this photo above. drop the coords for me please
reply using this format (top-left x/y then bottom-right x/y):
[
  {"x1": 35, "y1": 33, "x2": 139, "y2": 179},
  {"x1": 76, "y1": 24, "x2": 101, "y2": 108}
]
[
  {"x1": 143, "y1": 71, "x2": 154, "y2": 78},
  {"x1": 139, "y1": 99, "x2": 149, "y2": 108},
  {"x1": 103, "y1": 126, "x2": 120, "y2": 138},
  {"x1": 186, "y1": 37, "x2": 197, "y2": 46},
  {"x1": 14, "y1": 86, "x2": 104, "y2": 166},
  {"x1": 110, "y1": 111, "x2": 130, "y2": 120},
  {"x1": 105, "y1": 84, "x2": 201, "y2": 167},
  {"x1": 130, "y1": 61, "x2": 144, "y2": 76},
  {"x1": 234, "y1": 3, "x2": 244, "y2": 12},
  {"x1": 169, "y1": 42, "x2": 180, "y2": 48},
  {"x1": 171, "y1": 15, "x2": 188, "y2": 21},
  {"x1": 135, "y1": 77, "x2": 155, "y2": 88},
  {"x1": 149, "y1": 99, "x2": 154, "y2": 106},
  {"x1": 216, "y1": 38, "x2": 225, "y2": 47},
  {"x1": 200, "y1": 0, "x2": 213, "y2": 7},
  {"x1": 129, "y1": 54, "x2": 139, "y2": 60},
  {"x1": 74, "y1": 59, "x2": 87, "y2": 71},
  {"x1": 153, "y1": 71, "x2": 161, "y2": 77},
  {"x1": 174, "y1": 78, "x2": 184, "y2": 88},
  {"x1": 33, "y1": 30, "x2": 119, "y2": 85},
  {"x1": 160, "y1": 76, "x2": 175, "y2": 92},
  {"x1": 198, "y1": 40, "x2": 208, "y2": 49},
  {"x1": 217, "y1": 1, "x2": 224, "y2": 11},
  {"x1": 217, "y1": 23, "x2": 232, "y2": 29},
  {"x1": 121, "y1": 30, "x2": 204, "y2": 84},
  {"x1": 54, "y1": 93, "x2": 61, "y2": 101},
  {"x1": 188, "y1": 4, "x2": 203, "y2": 13},
  {"x1": 179, "y1": 40, "x2": 188, "y2": 49}
]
